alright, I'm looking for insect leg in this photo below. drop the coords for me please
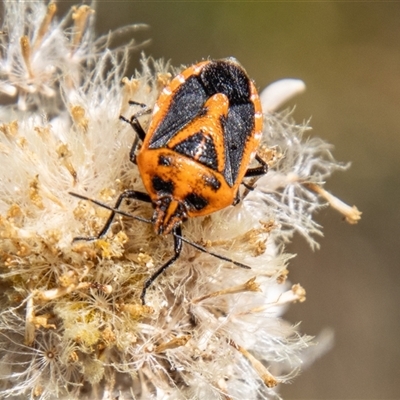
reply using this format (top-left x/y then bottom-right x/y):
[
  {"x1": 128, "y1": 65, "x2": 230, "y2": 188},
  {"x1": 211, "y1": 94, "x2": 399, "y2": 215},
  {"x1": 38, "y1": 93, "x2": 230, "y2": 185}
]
[
  {"x1": 72, "y1": 190, "x2": 151, "y2": 242},
  {"x1": 127, "y1": 100, "x2": 148, "y2": 109},
  {"x1": 121, "y1": 101, "x2": 151, "y2": 140},
  {"x1": 241, "y1": 182, "x2": 255, "y2": 191},
  {"x1": 120, "y1": 101, "x2": 151, "y2": 163},
  {"x1": 140, "y1": 225, "x2": 183, "y2": 304},
  {"x1": 244, "y1": 154, "x2": 268, "y2": 178},
  {"x1": 119, "y1": 114, "x2": 145, "y2": 164},
  {"x1": 235, "y1": 154, "x2": 268, "y2": 201}
]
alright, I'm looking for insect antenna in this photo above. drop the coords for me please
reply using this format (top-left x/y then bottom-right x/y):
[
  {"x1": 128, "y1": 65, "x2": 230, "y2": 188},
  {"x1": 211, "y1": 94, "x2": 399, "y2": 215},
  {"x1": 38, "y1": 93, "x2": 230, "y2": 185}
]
[
  {"x1": 175, "y1": 234, "x2": 251, "y2": 270},
  {"x1": 69, "y1": 192, "x2": 251, "y2": 269},
  {"x1": 69, "y1": 192, "x2": 151, "y2": 225},
  {"x1": 70, "y1": 191, "x2": 252, "y2": 303}
]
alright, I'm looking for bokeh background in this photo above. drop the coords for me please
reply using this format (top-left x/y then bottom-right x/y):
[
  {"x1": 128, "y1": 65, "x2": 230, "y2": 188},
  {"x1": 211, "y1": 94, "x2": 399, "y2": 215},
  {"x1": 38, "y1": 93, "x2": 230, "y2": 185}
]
[{"x1": 63, "y1": 2, "x2": 399, "y2": 399}]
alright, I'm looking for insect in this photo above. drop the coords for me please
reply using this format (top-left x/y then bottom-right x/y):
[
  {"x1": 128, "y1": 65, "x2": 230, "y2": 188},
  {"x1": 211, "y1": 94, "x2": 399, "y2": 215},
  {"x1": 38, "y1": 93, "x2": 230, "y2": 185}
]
[{"x1": 71, "y1": 58, "x2": 267, "y2": 304}]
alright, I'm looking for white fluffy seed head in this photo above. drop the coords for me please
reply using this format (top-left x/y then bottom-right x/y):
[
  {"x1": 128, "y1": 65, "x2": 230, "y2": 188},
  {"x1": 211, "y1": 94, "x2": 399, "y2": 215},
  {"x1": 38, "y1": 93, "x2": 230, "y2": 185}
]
[{"x1": 0, "y1": 2, "x2": 355, "y2": 399}]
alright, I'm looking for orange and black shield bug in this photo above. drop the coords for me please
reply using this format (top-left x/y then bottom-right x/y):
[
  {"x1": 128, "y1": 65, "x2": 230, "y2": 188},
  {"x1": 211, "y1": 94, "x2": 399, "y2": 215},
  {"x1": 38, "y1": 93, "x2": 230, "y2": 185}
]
[{"x1": 71, "y1": 58, "x2": 267, "y2": 304}]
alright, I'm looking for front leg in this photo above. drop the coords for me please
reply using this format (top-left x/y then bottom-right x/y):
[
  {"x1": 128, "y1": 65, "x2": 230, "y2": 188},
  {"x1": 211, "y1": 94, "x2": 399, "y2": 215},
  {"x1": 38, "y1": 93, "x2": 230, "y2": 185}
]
[
  {"x1": 140, "y1": 225, "x2": 183, "y2": 304},
  {"x1": 72, "y1": 189, "x2": 151, "y2": 242}
]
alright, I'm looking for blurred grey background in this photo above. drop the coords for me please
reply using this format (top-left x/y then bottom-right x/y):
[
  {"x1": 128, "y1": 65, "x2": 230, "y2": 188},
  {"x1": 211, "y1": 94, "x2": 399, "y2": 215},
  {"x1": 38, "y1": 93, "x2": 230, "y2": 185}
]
[{"x1": 61, "y1": 2, "x2": 399, "y2": 399}]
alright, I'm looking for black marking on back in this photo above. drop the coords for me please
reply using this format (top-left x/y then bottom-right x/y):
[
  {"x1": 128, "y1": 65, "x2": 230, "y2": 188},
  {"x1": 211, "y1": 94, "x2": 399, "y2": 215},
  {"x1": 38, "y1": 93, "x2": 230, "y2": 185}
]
[
  {"x1": 220, "y1": 103, "x2": 255, "y2": 186},
  {"x1": 149, "y1": 76, "x2": 207, "y2": 149},
  {"x1": 185, "y1": 193, "x2": 208, "y2": 211},
  {"x1": 199, "y1": 61, "x2": 252, "y2": 104},
  {"x1": 202, "y1": 174, "x2": 221, "y2": 192},
  {"x1": 149, "y1": 61, "x2": 255, "y2": 187},
  {"x1": 158, "y1": 155, "x2": 172, "y2": 166},
  {"x1": 152, "y1": 176, "x2": 174, "y2": 195},
  {"x1": 200, "y1": 61, "x2": 255, "y2": 187},
  {"x1": 172, "y1": 131, "x2": 218, "y2": 170}
]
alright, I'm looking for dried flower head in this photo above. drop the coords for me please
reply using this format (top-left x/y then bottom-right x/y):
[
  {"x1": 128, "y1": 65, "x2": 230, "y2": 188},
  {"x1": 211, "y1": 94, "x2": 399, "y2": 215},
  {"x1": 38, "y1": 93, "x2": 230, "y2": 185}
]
[{"x1": 0, "y1": 1, "x2": 360, "y2": 399}]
